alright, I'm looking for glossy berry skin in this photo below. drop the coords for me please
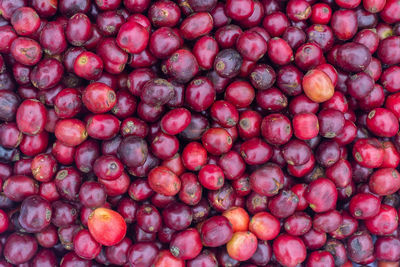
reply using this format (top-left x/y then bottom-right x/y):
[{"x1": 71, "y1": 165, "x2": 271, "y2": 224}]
[
  {"x1": 179, "y1": 172, "x2": 202, "y2": 205},
  {"x1": 273, "y1": 234, "x2": 306, "y2": 267},
  {"x1": 151, "y1": 132, "x2": 179, "y2": 160},
  {"x1": 18, "y1": 195, "x2": 52, "y2": 233},
  {"x1": 193, "y1": 36, "x2": 219, "y2": 70},
  {"x1": 381, "y1": 65, "x2": 400, "y2": 92},
  {"x1": 3, "y1": 175, "x2": 39, "y2": 202},
  {"x1": 295, "y1": 42, "x2": 325, "y2": 69},
  {"x1": 148, "y1": 0, "x2": 181, "y2": 28},
  {"x1": 305, "y1": 178, "x2": 337, "y2": 213},
  {"x1": 250, "y1": 163, "x2": 284, "y2": 197},
  {"x1": 311, "y1": 3, "x2": 332, "y2": 24},
  {"x1": 136, "y1": 204, "x2": 162, "y2": 233},
  {"x1": 286, "y1": 0, "x2": 311, "y2": 22},
  {"x1": 267, "y1": 38, "x2": 293, "y2": 65},
  {"x1": 380, "y1": 0, "x2": 400, "y2": 24},
  {"x1": 284, "y1": 212, "x2": 312, "y2": 236},
  {"x1": 331, "y1": 10, "x2": 358, "y2": 40},
  {"x1": 263, "y1": 12, "x2": 290, "y2": 37},
  {"x1": 306, "y1": 251, "x2": 335, "y2": 267},
  {"x1": 375, "y1": 236, "x2": 400, "y2": 262},
  {"x1": 74, "y1": 51, "x2": 103, "y2": 80},
  {"x1": 170, "y1": 228, "x2": 202, "y2": 260},
  {"x1": 303, "y1": 69, "x2": 334, "y2": 103},
  {"x1": 11, "y1": 37, "x2": 42, "y2": 67},
  {"x1": 369, "y1": 168, "x2": 400, "y2": 196},
  {"x1": 349, "y1": 193, "x2": 381, "y2": 219},
  {"x1": 225, "y1": 80, "x2": 255, "y2": 108},
  {"x1": 66, "y1": 13, "x2": 92, "y2": 46},
  {"x1": 257, "y1": 89, "x2": 287, "y2": 114},
  {"x1": 73, "y1": 229, "x2": 101, "y2": 260},
  {"x1": 153, "y1": 250, "x2": 185, "y2": 267},
  {"x1": 3, "y1": 232, "x2": 38, "y2": 265},
  {"x1": 236, "y1": 31, "x2": 267, "y2": 61},
  {"x1": 248, "y1": 211, "x2": 280, "y2": 241},
  {"x1": 180, "y1": 12, "x2": 214, "y2": 40},
  {"x1": 261, "y1": 113, "x2": 293, "y2": 145},
  {"x1": 30, "y1": 58, "x2": 64, "y2": 90},
  {"x1": 227, "y1": 231, "x2": 257, "y2": 261},
  {"x1": 337, "y1": 42, "x2": 371, "y2": 73},
  {"x1": 346, "y1": 72, "x2": 374, "y2": 100},
  {"x1": 11, "y1": 7, "x2": 41, "y2": 36},
  {"x1": 366, "y1": 108, "x2": 399, "y2": 137},
  {"x1": 282, "y1": 139, "x2": 311, "y2": 166},
  {"x1": 82, "y1": 82, "x2": 117, "y2": 114},
  {"x1": 93, "y1": 155, "x2": 123, "y2": 181},
  {"x1": 199, "y1": 164, "x2": 225, "y2": 190},
  {"x1": 3, "y1": 0, "x2": 400, "y2": 265},
  {"x1": 86, "y1": 114, "x2": 120, "y2": 140},
  {"x1": 54, "y1": 88, "x2": 82, "y2": 119},
  {"x1": 225, "y1": 0, "x2": 254, "y2": 21},
  {"x1": 250, "y1": 65, "x2": 276, "y2": 91},
  {"x1": 365, "y1": 204, "x2": 398, "y2": 235},
  {"x1": 166, "y1": 49, "x2": 199, "y2": 83},
  {"x1": 240, "y1": 138, "x2": 273, "y2": 165},
  {"x1": 292, "y1": 113, "x2": 319, "y2": 140},
  {"x1": 128, "y1": 242, "x2": 159, "y2": 266},
  {"x1": 202, "y1": 127, "x2": 233, "y2": 155},
  {"x1": 117, "y1": 22, "x2": 149, "y2": 54},
  {"x1": 16, "y1": 99, "x2": 47, "y2": 136},
  {"x1": 31, "y1": 153, "x2": 58, "y2": 182},
  {"x1": 352, "y1": 138, "x2": 383, "y2": 168},
  {"x1": 148, "y1": 166, "x2": 181, "y2": 196},
  {"x1": 185, "y1": 77, "x2": 216, "y2": 112},
  {"x1": 161, "y1": 108, "x2": 191, "y2": 135},
  {"x1": 201, "y1": 216, "x2": 233, "y2": 247},
  {"x1": 210, "y1": 100, "x2": 239, "y2": 128},
  {"x1": 88, "y1": 207, "x2": 127, "y2": 246},
  {"x1": 214, "y1": 49, "x2": 243, "y2": 78},
  {"x1": 182, "y1": 142, "x2": 207, "y2": 171},
  {"x1": 79, "y1": 181, "x2": 106, "y2": 209},
  {"x1": 268, "y1": 190, "x2": 299, "y2": 219}
]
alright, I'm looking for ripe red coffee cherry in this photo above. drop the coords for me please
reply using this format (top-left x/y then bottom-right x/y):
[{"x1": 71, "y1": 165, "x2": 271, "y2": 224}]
[
  {"x1": 369, "y1": 168, "x2": 400, "y2": 196},
  {"x1": 16, "y1": 99, "x2": 47, "y2": 136},
  {"x1": 267, "y1": 38, "x2": 293, "y2": 65},
  {"x1": 225, "y1": 0, "x2": 254, "y2": 21},
  {"x1": 311, "y1": 3, "x2": 332, "y2": 24},
  {"x1": 303, "y1": 69, "x2": 334, "y2": 103},
  {"x1": 148, "y1": 166, "x2": 181, "y2": 196},
  {"x1": 88, "y1": 207, "x2": 127, "y2": 246},
  {"x1": 201, "y1": 216, "x2": 233, "y2": 247},
  {"x1": 161, "y1": 108, "x2": 191, "y2": 135},
  {"x1": 305, "y1": 178, "x2": 337, "y2": 212},
  {"x1": 292, "y1": 113, "x2": 319, "y2": 140},
  {"x1": 273, "y1": 234, "x2": 307, "y2": 266},
  {"x1": 74, "y1": 51, "x2": 103, "y2": 80},
  {"x1": 66, "y1": 13, "x2": 92, "y2": 46},
  {"x1": 116, "y1": 21, "x2": 149, "y2": 54},
  {"x1": 226, "y1": 231, "x2": 258, "y2": 261},
  {"x1": 180, "y1": 12, "x2": 213, "y2": 40},
  {"x1": 236, "y1": 31, "x2": 268, "y2": 61},
  {"x1": 82, "y1": 82, "x2": 117, "y2": 114},
  {"x1": 349, "y1": 193, "x2": 381, "y2": 219},
  {"x1": 261, "y1": 113, "x2": 293, "y2": 145},
  {"x1": 286, "y1": 0, "x2": 311, "y2": 22},
  {"x1": 11, "y1": 7, "x2": 41, "y2": 36},
  {"x1": 366, "y1": 108, "x2": 399, "y2": 137}
]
